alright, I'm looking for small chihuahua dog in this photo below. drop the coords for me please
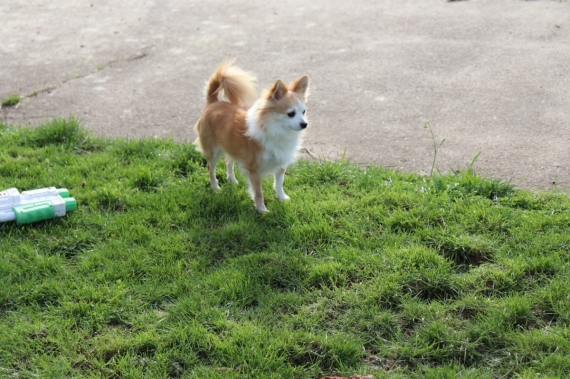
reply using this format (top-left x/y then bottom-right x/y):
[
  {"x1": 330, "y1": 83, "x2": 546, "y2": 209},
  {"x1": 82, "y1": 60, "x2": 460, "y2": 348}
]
[{"x1": 193, "y1": 59, "x2": 309, "y2": 212}]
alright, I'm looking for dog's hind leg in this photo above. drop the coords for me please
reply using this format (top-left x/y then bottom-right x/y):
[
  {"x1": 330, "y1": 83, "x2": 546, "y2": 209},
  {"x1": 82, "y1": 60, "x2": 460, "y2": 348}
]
[
  {"x1": 207, "y1": 162, "x2": 220, "y2": 190},
  {"x1": 226, "y1": 157, "x2": 238, "y2": 184},
  {"x1": 206, "y1": 147, "x2": 223, "y2": 191}
]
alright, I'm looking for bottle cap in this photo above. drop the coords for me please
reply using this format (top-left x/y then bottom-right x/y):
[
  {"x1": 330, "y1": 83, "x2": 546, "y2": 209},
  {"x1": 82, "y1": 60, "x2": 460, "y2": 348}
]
[
  {"x1": 57, "y1": 188, "x2": 70, "y2": 198},
  {"x1": 64, "y1": 197, "x2": 77, "y2": 212}
]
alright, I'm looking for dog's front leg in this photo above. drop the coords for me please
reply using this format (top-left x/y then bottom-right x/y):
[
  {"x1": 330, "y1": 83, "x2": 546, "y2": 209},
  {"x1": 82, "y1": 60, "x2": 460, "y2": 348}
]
[
  {"x1": 249, "y1": 172, "x2": 268, "y2": 213},
  {"x1": 274, "y1": 167, "x2": 290, "y2": 201}
]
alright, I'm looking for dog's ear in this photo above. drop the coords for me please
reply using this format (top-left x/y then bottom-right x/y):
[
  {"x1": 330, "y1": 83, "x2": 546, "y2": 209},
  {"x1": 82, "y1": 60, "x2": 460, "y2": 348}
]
[
  {"x1": 291, "y1": 75, "x2": 309, "y2": 100},
  {"x1": 268, "y1": 80, "x2": 287, "y2": 102}
]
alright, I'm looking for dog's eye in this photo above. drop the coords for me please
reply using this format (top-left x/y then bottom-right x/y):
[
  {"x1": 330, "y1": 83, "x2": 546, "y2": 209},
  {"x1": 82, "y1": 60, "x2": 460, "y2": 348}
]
[
  {"x1": 302, "y1": 110, "x2": 306, "y2": 115},
  {"x1": 287, "y1": 111, "x2": 296, "y2": 118}
]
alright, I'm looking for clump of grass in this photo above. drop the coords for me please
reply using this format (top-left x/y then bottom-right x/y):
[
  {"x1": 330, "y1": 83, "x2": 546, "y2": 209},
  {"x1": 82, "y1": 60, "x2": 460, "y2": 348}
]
[
  {"x1": 423, "y1": 122, "x2": 446, "y2": 177},
  {"x1": 2, "y1": 93, "x2": 21, "y2": 107},
  {"x1": 1, "y1": 118, "x2": 570, "y2": 378}
]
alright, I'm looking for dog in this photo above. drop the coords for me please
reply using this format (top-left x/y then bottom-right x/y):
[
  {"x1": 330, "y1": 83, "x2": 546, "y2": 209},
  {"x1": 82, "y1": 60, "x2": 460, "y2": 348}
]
[{"x1": 193, "y1": 59, "x2": 309, "y2": 213}]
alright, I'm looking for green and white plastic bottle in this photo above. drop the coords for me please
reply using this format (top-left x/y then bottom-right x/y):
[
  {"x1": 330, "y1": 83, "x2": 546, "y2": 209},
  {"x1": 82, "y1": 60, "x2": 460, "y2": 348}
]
[{"x1": 0, "y1": 187, "x2": 77, "y2": 225}]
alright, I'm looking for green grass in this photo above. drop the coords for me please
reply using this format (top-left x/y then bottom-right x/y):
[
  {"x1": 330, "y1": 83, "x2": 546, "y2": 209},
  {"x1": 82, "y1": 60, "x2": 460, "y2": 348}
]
[
  {"x1": 2, "y1": 93, "x2": 21, "y2": 107},
  {"x1": 2, "y1": 118, "x2": 570, "y2": 378}
]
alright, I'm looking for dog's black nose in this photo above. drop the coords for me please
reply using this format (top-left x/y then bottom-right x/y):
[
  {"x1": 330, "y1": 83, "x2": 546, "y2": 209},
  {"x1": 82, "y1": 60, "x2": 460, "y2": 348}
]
[{"x1": 300, "y1": 122, "x2": 308, "y2": 129}]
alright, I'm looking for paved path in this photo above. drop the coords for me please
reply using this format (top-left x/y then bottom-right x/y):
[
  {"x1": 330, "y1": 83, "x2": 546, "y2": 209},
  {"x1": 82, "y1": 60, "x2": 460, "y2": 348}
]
[{"x1": 2, "y1": 0, "x2": 569, "y2": 190}]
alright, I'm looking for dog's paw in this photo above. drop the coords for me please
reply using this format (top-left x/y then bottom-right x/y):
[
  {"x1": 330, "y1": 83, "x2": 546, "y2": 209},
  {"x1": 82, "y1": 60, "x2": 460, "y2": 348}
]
[
  {"x1": 278, "y1": 194, "x2": 290, "y2": 202},
  {"x1": 211, "y1": 182, "x2": 221, "y2": 191},
  {"x1": 227, "y1": 177, "x2": 239, "y2": 184},
  {"x1": 255, "y1": 205, "x2": 269, "y2": 213}
]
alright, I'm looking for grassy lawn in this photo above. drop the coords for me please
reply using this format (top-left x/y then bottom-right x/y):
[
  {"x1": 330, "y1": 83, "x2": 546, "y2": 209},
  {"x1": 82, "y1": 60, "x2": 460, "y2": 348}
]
[{"x1": 1, "y1": 118, "x2": 570, "y2": 378}]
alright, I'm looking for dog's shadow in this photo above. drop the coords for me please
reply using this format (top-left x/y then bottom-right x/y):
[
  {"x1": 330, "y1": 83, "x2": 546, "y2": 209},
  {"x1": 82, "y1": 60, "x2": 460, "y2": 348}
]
[{"x1": 191, "y1": 175, "x2": 300, "y2": 262}]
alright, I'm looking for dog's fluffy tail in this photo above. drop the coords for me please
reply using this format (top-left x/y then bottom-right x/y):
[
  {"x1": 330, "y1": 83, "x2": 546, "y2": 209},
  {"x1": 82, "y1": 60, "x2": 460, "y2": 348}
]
[{"x1": 205, "y1": 59, "x2": 257, "y2": 108}]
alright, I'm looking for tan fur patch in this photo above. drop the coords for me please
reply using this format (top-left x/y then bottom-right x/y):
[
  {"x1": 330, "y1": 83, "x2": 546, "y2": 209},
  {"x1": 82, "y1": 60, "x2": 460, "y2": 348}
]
[{"x1": 195, "y1": 101, "x2": 263, "y2": 172}]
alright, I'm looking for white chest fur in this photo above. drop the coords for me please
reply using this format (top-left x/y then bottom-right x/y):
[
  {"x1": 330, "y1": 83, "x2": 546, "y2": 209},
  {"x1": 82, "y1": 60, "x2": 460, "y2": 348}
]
[{"x1": 246, "y1": 109, "x2": 303, "y2": 176}]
